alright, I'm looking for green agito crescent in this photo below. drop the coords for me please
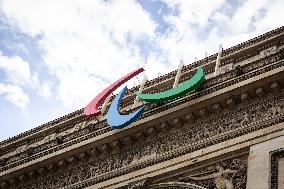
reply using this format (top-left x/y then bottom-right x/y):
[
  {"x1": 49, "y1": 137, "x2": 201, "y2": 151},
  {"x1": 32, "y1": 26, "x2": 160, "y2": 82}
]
[{"x1": 135, "y1": 66, "x2": 205, "y2": 103}]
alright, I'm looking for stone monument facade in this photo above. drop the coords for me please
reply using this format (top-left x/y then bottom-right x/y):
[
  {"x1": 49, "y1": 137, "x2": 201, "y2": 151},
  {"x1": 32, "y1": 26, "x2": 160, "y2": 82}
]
[{"x1": 0, "y1": 27, "x2": 284, "y2": 189}]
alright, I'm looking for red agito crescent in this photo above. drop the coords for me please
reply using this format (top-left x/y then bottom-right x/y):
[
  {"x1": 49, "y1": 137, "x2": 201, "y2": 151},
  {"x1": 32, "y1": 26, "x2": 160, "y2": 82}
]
[{"x1": 84, "y1": 68, "x2": 145, "y2": 117}]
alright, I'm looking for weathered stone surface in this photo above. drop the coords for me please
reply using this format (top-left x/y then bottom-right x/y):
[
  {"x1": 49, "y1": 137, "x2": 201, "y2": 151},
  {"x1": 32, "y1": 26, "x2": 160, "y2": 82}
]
[
  {"x1": 12, "y1": 91, "x2": 284, "y2": 188},
  {"x1": 247, "y1": 135, "x2": 284, "y2": 189},
  {"x1": 278, "y1": 158, "x2": 284, "y2": 189}
]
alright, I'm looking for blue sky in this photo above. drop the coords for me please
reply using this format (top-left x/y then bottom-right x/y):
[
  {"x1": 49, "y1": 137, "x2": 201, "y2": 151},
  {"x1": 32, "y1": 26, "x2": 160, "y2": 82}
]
[{"x1": 0, "y1": 0, "x2": 283, "y2": 141}]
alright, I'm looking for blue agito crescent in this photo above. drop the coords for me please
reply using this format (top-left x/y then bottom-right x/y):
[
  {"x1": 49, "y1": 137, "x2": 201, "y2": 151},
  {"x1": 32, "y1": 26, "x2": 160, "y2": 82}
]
[{"x1": 107, "y1": 86, "x2": 145, "y2": 129}]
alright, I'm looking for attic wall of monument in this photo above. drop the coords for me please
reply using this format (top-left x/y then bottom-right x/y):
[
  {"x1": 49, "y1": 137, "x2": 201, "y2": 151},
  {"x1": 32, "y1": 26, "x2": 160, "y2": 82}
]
[{"x1": 11, "y1": 87, "x2": 284, "y2": 189}]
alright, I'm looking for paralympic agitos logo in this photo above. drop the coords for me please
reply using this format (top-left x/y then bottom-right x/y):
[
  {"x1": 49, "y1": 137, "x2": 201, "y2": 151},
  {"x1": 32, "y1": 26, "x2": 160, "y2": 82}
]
[{"x1": 84, "y1": 66, "x2": 205, "y2": 129}]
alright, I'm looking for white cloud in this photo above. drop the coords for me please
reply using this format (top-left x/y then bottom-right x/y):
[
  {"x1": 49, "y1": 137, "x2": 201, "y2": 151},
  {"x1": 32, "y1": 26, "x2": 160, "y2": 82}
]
[
  {"x1": 0, "y1": 52, "x2": 52, "y2": 108},
  {"x1": 144, "y1": 53, "x2": 173, "y2": 79},
  {"x1": 29, "y1": 73, "x2": 52, "y2": 99},
  {"x1": 37, "y1": 83, "x2": 52, "y2": 99},
  {"x1": 1, "y1": 0, "x2": 284, "y2": 111},
  {"x1": 0, "y1": 83, "x2": 29, "y2": 109},
  {"x1": 152, "y1": 0, "x2": 228, "y2": 67},
  {"x1": 163, "y1": 0, "x2": 226, "y2": 27},
  {"x1": 254, "y1": 0, "x2": 284, "y2": 31},
  {"x1": 0, "y1": 53, "x2": 30, "y2": 109},
  {"x1": 157, "y1": 0, "x2": 284, "y2": 67},
  {"x1": 0, "y1": 54, "x2": 31, "y2": 86},
  {"x1": 2, "y1": 0, "x2": 156, "y2": 108},
  {"x1": 229, "y1": 0, "x2": 267, "y2": 33}
]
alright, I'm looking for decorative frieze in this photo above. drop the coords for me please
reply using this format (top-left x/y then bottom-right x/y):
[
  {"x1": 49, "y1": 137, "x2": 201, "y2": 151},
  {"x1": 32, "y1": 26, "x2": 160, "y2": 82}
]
[
  {"x1": 128, "y1": 179, "x2": 149, "y2": 189},
  {"x1": 260, "y1": 46, "x2": 277, "y2": 58},
  {"x1": 218, "y1": 63, "x2": 234, "y2": 74}
]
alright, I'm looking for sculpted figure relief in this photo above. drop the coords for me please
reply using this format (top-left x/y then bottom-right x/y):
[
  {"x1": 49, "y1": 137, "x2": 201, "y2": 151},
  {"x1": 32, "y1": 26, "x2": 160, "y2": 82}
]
[
  {"x1": 43, "y1": 133, "x2": 56, "y2": 143},
  {"x1": 15, "y1": 144, "x2": 28, "y2": 154},
  {"x1": 267, "y1": 103, "x2": 283, "y2": 116},
  {"x1": 73, "y1": 121, "x2": 87, "y2": 132},
  {"x1": 179, "y1": 165, "x2": 237, "y2": 189}
]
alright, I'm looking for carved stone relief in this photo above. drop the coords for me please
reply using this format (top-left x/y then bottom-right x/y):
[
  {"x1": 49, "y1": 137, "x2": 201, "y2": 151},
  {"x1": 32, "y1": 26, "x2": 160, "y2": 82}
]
[
  {"x1": 260, "y1": 46, "x2": 277, "y2": 58},
  {"x1": 73, "y1": 121, "x2": 87, "y2": 132},
  {"x1": 15, "y1": 144, "x2": 28, "y2": 155},
  {"x1": 179, "y1": 159, "x2": 247, "y2": 189},
  {"x1": 128, "y1": 179, "x2": 149, "y2": 189},
  {"x1": 237, "y1": 55, "x2": 260, "y2": 67},
  {"x1": 42, "y1": 133, "x2": 57, "y2": 144},
  {"x1": 13, "y1": 91, "x2": 284, "y2": 189},
  {"x1": 219, "y1": 63, "x2": 234, "y2": 74}
]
